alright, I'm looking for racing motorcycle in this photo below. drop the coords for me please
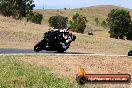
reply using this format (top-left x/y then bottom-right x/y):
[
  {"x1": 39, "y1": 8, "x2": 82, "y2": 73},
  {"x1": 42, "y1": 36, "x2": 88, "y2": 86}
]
[{"x1": 34, "y1": 28, "x2": 76, "y2": 53}]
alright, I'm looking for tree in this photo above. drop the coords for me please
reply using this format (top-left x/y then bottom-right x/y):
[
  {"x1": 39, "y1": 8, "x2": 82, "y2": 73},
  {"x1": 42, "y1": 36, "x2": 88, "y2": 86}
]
[
  {"x1": 27, "y1": 12, "x2": 43, "y2": 24},
  {"x1": 80, "y1": 8, "x2": 83, "y2": 10},
  {"x1": 127, "y1": 30, "x2": 132, "y2": 40},
  {"x1": 25, "y1": 0, "x2": 35, "y2": 15},
  {"x1": 69, "y1": 13, "x2": 88, "y2": 33},
  {"x1": 69, "y1": 21, "x2": 77, "y2": 32},
  {"x1": 64, "y1": 8, "x2": 67, "y2": 10},
  {"x1": 101, "y1": 21, "x2": 107, "y2": 28},
  {"x1": 48, "y1": 15, "x2": 68, "y2": 29},
  {"x1": 95, "y1": 17, "x2": 99, "y2": 25},
  {"x1": 0, "y1": 0, "x2": 35, "y2": 20},
  {"x1": 126, "y1": 23, "x2": 132, "y2": 40},
  {"x1": 0, "y1": 0, "x2": 13, "y2": 17},
  {"x1": 107, "y1": 9, "x2": 132, "y2": 39}
]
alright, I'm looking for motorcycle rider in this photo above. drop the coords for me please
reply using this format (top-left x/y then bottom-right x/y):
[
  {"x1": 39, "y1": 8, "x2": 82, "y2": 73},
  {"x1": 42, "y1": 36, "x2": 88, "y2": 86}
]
[
  {"x1": 49, "y1": 27, "x2": 73, "y2": 49},
  {"x1": 34, "y1": 27, "x2": 76, "y2": 52}
]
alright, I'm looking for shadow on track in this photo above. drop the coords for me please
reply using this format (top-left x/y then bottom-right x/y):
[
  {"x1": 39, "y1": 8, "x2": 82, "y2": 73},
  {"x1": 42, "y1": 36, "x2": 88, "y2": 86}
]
[{"x1": 0, "y1": 48, "x2": 94, "y2": 55}]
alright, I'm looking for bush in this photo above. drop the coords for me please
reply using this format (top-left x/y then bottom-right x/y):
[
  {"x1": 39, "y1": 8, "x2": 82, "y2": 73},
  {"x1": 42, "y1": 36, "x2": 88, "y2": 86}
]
[
  {"x1": 69, "y1": 13, "x2": 88, "y2": 33},
  {"x1": 27, "y1": 12, "x2": 43, "y2": 24},
  {"x1": 80, "y1": 8, "x2": 83, "y2": 10},
  {"x1": 69, "y1": 21, "x2": 77, "y2": 32},
  {"x1": 107, "y1": 9, "x2": 132, "y2": 40},
  {"x1": 76, "y1": 24, "x2": 86, "y2": 33},
  {"x1": 64, "y1": 8, "x2": 67, "y2": 10},
  {"x1": 48, "y1": 15, "x2": 68, "y2": 29},
  {"x1": 95, "y1": 17, "x2": 99, "y2": 25},
  {"x1": 101, "y1": 21, "x2": 107, "y2": 28}
]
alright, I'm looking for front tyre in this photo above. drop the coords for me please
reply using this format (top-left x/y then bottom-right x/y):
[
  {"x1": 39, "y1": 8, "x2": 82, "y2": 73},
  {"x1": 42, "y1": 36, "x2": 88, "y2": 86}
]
[
  {"x1": 34, "y1": 40, "x2": 47, "y2": 52},
  {"x1": 34, "y1": 46, "x2": 41, "y2": 52}
]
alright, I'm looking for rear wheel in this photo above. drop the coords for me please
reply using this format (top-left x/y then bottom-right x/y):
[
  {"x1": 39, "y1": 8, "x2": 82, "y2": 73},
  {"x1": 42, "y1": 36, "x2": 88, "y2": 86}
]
[
  {"x1": 57, "y1": 47, "x2": 65, "y2": 53},
  {"x1": 56, "y1": 45, "x2": 65, "y2": 53},
  {"x1": 57, "y1": 44, "x2": 70, "y2": 53}
]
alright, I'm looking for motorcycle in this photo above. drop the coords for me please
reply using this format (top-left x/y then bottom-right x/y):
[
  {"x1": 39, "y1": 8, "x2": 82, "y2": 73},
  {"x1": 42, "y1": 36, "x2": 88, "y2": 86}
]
[{"x1": 34, "y1": 28, "x2": 76, "y2": 53}]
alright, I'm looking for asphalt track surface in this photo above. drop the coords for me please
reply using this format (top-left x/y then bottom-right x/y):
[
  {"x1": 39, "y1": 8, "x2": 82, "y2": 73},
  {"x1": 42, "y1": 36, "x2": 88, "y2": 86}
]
[{"x1": 0, "y1": 48, "x2": 128, "y2": 57}]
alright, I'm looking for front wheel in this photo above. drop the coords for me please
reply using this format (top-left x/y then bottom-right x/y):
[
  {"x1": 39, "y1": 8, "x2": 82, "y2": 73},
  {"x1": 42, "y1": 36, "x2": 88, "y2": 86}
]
[
  {"x1": 34, "y1": 46, "x2": 41, "y2": 52},
  {"x1": 34, "y1": 40, "x2": 47, "y2": 52}
]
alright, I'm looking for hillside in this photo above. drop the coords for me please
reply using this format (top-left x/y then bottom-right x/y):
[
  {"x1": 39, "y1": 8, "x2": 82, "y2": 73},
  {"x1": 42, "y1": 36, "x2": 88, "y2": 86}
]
[
  {"x1": 0, "y1": 13, "x2": 132, "y2": 55},
  {"x1": 35, "y1": 5, "x2": 132, "y2": 31},
  {"x1": 0, "y1": 15, "x2": 50, "y2": 49}
]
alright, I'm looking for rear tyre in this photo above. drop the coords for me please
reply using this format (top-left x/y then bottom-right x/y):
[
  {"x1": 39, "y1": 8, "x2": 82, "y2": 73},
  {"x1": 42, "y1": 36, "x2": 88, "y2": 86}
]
[
  {"x1": 57, "y1": 44, "x2": 70, "y2": 53},
  {"x1": 57, "y1": 47, "x2": 65, "y2": 53}
]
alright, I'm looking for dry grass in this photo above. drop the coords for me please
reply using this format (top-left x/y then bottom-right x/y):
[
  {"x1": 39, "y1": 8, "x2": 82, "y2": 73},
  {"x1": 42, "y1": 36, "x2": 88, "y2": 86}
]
[
  {"x1": 19, "y1": 55, "x2": 132, "y2": 88},
  {"x1": 68, "y1": 32, "x2": 132, "y2": 55},
  {"x1": 0, "y1": 15, "x2": 50, "y2": 49},
  {"x1": 20, "y1": 55, "x2": 132, "y2": 77}
]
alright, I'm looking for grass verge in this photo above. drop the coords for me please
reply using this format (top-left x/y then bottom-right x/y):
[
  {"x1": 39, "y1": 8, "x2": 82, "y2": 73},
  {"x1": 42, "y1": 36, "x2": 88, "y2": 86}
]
[
  {"x1": 0, "y1": 55, "x2": 131, "y2": 88},
  {"x1": 0, "y1": 55, "x2": 79, "y2": 88}
]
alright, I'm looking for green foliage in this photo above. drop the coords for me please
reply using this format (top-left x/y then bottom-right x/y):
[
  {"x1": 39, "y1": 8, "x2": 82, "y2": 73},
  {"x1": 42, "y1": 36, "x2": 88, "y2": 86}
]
[
  {"x1": 80, "y1": 8, "x2": 83, "y2": 10},
  {"x1": 0, "y1": 56, "x2": 78, "y2": 88},
  {"x1": 48, "y1": 15, "x2": 68, "y2": 29},
  {"x1": 107, "y1": 9, "x2": 132, "y2": 40},
  {"x1": 64, "y1": 8, "x2": 67, "y2": 10},
  {"x1": 27, "y1": 12, "x2": 43, "y2": 24},
  {"x1": 101, "y1": 21, "x2": 107, "y2": 28},
  {"x1": 0, "y1": 0, "x2": 13, "y2": 17},
  {"x1": 95, "y1": 17, "x2": 99, "y2": 25},
  {"x1": 127, "y1": 32, "x2": 132, "y2": 40},
  {"x1": 126, "y1": 24, "x2": 132, "y2": 40},
  {"x1": 69, "y1": 21, "x2": 77, "y2": 32},
  {"x1": 0, "y1": 0, "x2": 35, "y2": 20},
  {"x1": 69, "y1": 13, "x2": 88, "y2": 33},
  {"x1": 0, "y1": 0, "x2": 43, "y2": 24}
]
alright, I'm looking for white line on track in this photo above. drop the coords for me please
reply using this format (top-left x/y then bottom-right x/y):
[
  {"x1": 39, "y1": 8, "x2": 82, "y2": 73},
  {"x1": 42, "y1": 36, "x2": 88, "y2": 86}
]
[{"x1": 0, "y1": 53, "x2": 129, "y2": 57}]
